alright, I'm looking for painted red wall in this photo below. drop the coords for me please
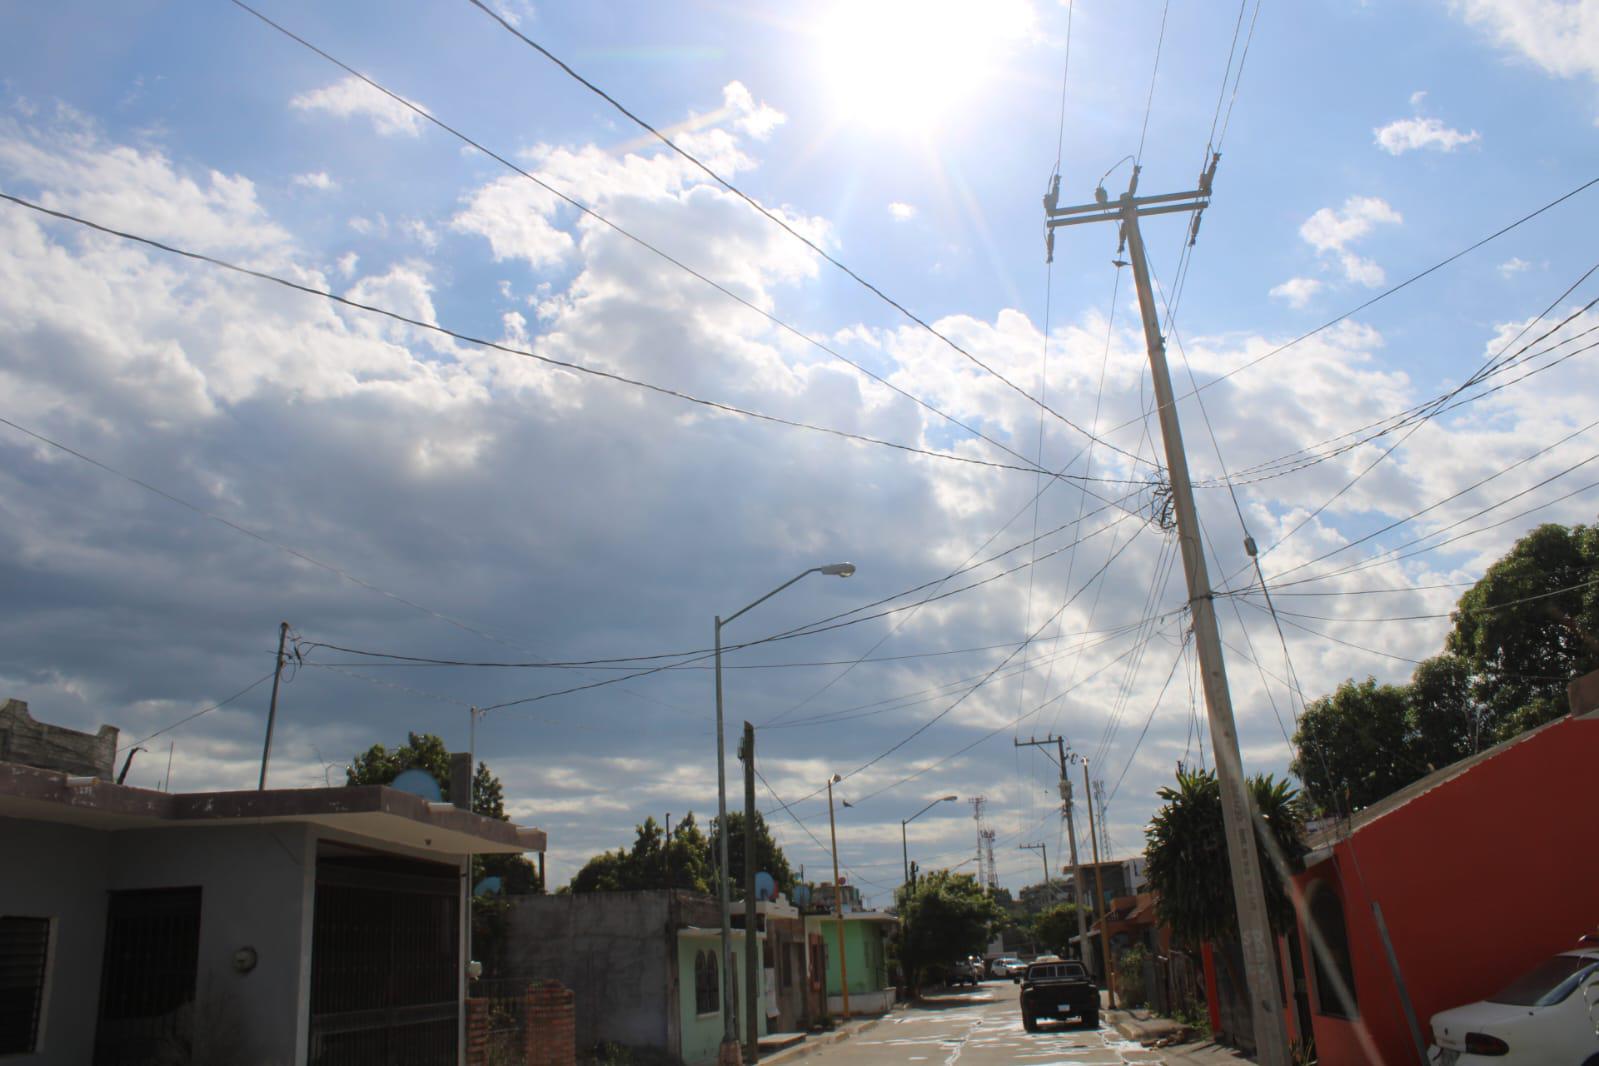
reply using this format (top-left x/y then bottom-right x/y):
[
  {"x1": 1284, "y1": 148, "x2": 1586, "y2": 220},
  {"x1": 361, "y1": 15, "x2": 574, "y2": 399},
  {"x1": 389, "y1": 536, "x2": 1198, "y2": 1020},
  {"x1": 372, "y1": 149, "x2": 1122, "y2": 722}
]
[{"x1": 1294, "y1": 715, "x2": 1599, "y2": 1066}]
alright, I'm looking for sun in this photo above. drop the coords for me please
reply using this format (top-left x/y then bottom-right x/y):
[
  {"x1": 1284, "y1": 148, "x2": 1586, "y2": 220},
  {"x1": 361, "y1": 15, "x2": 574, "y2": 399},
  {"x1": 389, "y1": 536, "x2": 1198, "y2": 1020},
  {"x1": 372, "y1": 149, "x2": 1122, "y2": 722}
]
[{"x1": 813, "y1": 0, "x2": 1037, "y2": 136}]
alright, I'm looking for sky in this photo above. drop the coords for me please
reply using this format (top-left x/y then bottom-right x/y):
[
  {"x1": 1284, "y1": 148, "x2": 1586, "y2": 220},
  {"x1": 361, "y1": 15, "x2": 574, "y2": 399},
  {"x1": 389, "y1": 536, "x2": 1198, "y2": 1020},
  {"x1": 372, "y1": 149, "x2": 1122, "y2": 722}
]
[{"x1": 1, "y1": 0, "x2": 1597, "y2": 902}]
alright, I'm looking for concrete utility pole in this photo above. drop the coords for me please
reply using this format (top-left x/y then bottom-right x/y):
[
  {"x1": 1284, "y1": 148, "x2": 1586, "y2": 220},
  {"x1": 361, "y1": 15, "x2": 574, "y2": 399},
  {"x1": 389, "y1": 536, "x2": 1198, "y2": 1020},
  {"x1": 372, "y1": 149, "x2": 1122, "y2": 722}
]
[
  {"x1": 1046, "y1": 159, "x2": 1291, "y2": 1066},
  {"x1": 825, "y1": 774, "x2": 851, "y2": 1020},
  {"x1": 1081, "y1": 760, "x2": 1114, "y2": 1007},
  {"x1": 1018, "y1": 842, "x2": 1050, "y2": 900},
  {"x1": 1014, "y1": 736, "x2": 1089, "y2": 958},
  {"x1": 740, "y1": 722, "x2": 759, "y2": 1064},
  {"x1": 257, "y1": 621, "x2": 289, "y2": 790}
]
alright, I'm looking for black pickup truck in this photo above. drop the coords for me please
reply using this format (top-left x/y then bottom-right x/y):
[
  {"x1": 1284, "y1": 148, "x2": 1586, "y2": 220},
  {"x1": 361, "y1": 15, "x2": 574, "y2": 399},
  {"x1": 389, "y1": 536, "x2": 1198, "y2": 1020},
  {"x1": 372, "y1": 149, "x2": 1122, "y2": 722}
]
[{"x1": 1019, "y1": 960, "x2": 1099, "y2": 1032}]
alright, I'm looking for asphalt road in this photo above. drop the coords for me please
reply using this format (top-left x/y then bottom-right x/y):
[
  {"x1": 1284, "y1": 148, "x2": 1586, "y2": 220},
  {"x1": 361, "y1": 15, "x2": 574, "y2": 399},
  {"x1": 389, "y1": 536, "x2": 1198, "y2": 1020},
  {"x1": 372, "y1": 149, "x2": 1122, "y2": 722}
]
[{"x1": 819, "y1": 981, "x2": 1170, "y2": 1066}]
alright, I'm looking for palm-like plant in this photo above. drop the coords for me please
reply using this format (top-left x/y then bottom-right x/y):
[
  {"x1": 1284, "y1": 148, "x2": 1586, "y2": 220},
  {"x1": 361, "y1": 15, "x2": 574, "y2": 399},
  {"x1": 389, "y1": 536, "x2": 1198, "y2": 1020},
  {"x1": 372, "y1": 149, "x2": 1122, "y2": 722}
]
[{"x1": 1144, "y1": 768, "x2": 1306, "y2": 947}]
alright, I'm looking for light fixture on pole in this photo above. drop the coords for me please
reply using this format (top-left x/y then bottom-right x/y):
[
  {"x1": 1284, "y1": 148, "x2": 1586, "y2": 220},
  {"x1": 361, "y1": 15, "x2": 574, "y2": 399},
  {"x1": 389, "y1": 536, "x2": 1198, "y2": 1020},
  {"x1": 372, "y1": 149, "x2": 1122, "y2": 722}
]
[
  {"x1": 900, "y1": 795, "x2": 958, "y2": 887},
  {"x1": 713, "y1": 563, "x2": 855, "y2": 1064}
]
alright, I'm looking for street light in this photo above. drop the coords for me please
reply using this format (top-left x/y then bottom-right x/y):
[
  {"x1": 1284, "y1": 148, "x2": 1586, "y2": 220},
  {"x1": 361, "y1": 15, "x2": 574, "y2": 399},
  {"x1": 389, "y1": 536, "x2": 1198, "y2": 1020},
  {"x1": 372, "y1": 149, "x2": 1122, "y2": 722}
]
[
  {"x1": 713, "y1": 564, "x2": 855, "y2": 1064},
  {"x1": 900, "y1": 795, "x2": 958, "y2": 887}
]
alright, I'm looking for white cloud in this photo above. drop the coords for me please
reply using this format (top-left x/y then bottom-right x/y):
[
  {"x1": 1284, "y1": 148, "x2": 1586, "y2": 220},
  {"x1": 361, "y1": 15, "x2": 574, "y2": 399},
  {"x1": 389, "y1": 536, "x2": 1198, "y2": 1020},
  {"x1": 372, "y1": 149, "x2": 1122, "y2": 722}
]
[
  {"x1": 450, "y1": 175, "x2": 573, "y2": 268},
  {"x1": 1374, "y1": 115, "x2": 1482, "y2": 154},
  {"x1": 1299, "y1": 196, "x2": 1402, "y2": 287},
  {"x1": 1410, "y1": 89, "x2": 1430, "y2": 108},
  {"x1": 888, "y1": 201, "x2": 918, "y2": 221},
  {"x1": 1499, "y1": 256, "x2": 1531, "y2": 276},
  {"x1": 721, "y1": 81, "x2": 785, "y2": 141},
  {"x1": 292, "y1": 170, "x2": 336, "y2": 191},
  {"x1": 488, "y1": 0, "x2": 536, "y2": 27},
  {"x1": 1270, "y1": 277, "x2": 1323, "y2": 308},
  {"x1": 289, "y1": 75, "x2": 428, "y2": 138},
  {"x1": 1454, "y1": 0, "x2": 1599, "y2": 88}
]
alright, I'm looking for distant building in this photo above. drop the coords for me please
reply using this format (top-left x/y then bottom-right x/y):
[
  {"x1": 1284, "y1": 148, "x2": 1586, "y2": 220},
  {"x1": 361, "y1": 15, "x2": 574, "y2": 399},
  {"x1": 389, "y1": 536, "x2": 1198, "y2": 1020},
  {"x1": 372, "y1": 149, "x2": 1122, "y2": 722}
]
[
  {"x1": 1058, "y1": 856, "x2": 1147, "y2": 911},
  {"x1": 0, "y1": 701, "x2": 545, "y2": 1065}
]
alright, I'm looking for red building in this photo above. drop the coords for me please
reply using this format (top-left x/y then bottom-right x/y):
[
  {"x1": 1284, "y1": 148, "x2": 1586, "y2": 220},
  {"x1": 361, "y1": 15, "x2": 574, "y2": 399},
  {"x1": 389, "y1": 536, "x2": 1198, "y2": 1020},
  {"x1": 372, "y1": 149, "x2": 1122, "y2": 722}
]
[{"x1": 1289, "y1": 672, "x2": 1599, "y2": 1065}]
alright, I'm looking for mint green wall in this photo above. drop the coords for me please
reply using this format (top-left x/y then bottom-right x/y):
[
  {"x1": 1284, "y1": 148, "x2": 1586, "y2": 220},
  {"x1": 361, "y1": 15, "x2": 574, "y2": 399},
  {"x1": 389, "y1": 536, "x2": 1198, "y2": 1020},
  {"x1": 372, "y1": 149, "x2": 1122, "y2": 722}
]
[
  {"x1": 807, "y1": 919, "x2": 890, "y2": 995},
  {"x1": 676, "y1": 933, "x2": 767, "y2": 1066}
]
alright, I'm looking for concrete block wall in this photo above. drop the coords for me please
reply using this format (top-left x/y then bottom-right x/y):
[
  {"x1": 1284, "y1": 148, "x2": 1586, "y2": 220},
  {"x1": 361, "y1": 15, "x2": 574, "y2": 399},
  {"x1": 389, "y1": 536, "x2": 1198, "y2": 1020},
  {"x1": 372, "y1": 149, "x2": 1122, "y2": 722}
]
[{"x1": 0, "y1": 698, "x2": 118, "y2": 776}]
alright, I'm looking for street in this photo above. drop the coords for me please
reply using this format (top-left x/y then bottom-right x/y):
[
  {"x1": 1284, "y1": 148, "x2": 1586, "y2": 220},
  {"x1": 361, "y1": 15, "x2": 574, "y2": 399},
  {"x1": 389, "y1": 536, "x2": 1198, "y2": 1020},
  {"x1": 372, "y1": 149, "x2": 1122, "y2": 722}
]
[{"x1": 788, "y1": 982, "x2": 1248, "y2": 1066}]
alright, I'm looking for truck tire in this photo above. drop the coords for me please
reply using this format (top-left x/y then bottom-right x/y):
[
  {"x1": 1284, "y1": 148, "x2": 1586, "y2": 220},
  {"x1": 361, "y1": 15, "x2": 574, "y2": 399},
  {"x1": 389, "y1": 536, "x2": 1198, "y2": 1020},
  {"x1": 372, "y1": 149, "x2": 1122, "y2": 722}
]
[
  {"x1": 1022, "y1": 1012, "x2": 1038, "y2": 1033},
  {"x1": 1081, "y1": 1010, "x2": 1098, "y2": 1030}
]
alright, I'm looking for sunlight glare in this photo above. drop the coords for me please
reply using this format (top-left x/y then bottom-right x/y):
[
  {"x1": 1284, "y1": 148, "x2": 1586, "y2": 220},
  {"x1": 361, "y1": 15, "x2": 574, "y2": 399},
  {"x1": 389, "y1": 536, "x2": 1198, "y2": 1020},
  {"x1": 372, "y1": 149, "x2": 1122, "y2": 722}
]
[{"x1": 815, "y1": 0, "x2": 1036, "y2": 136}]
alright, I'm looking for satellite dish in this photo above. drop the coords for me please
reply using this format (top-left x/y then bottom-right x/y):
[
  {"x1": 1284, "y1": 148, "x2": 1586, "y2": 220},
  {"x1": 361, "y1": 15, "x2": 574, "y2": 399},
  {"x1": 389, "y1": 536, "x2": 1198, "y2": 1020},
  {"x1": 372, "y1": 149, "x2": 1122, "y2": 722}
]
[
  {"x1": 473, "y1": 876, "x2": 503, "y2": 897},
  {"x1": 755, "y1": 872, "x2": 776, "y2": 901},
  {"x1": 390, "y1": 768, "x2": 443, "y2": 802},
  {"x1": 793, "y1": 885, "x2": 811, "y2": 906}
]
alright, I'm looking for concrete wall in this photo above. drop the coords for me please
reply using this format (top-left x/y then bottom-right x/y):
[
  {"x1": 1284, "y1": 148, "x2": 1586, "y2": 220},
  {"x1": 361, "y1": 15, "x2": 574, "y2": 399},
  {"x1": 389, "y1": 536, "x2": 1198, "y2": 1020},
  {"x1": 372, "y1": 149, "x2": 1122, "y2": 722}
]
[
  {"x1": 108, "y1": 823, "x2": 315, "y2": 1066},
  {"x1": 503, "y1": 891, "x2": 703, "y2": 1055},
  {"x1": 0, "y1": 699, "x2": 117, "y2": 776},
  {"x1": 0, "y1": 818, "x2": 315, "y2": 1066},
  {"x1": 0, "y1": 819, "x2": 112, "y2": 1065}
]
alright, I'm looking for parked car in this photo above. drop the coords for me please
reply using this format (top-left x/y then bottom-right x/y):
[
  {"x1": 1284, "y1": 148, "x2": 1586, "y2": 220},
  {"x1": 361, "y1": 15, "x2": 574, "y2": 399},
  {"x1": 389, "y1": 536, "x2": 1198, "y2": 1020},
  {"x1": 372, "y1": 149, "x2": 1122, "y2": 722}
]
[
  {"x1": 948, "y1": 957, "x2": 983, "y2": 987},
  {"x1": 1020, "y1": 959, "x2": 1098, "y2": 1032},
  {"x1": 1427, "y1": 942, "x2": 1599, "y2": 1065},
  {"x1": 989, "y1": 956, "x2": 1022, "y2": 979}
]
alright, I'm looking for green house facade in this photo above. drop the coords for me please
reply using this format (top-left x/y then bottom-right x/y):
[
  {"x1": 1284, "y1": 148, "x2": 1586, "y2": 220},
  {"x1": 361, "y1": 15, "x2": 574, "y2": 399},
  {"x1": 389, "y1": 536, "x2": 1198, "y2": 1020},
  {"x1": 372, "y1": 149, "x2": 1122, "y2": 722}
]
[{"x1": 802, "y1": 911, "x2": 899, "y2": 1015}]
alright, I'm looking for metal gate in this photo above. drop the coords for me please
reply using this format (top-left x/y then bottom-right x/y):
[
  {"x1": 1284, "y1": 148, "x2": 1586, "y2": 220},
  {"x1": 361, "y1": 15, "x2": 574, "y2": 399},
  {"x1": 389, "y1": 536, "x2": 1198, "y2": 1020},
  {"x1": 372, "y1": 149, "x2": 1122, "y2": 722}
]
[
  {"x1": 309, "y1": 855, "x2": 460, "y2": 1066},
  {"x1": 93, "y1": 886, "x2": 203, "y2": 1066}
]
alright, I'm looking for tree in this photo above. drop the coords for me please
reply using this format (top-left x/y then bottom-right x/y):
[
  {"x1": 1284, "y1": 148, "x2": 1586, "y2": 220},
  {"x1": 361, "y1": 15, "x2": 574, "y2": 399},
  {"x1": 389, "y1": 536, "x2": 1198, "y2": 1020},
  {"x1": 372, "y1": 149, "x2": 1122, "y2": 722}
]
[
  {"x1": 894, "y1": 871, "x2": 1005, "y2": 992},
  {"x1": 1292, "y1": 522, "x2": 1599, "y2": 814},
  {"x1": 1291, "y1": 678, "x2": 1416, "y2": 812},
  {"x1": 708, "y1": 810, "x2": 795, "y2": 897},
  {"x1": 1033, "y1": 902, "x2": 1091, "y2": 955},
  {"x1": 570, "y1": 813, "x2": 714, "y2": 894},
  {"x1": 1143, "y1": 768, "x2": 1306, "y2": 948}
]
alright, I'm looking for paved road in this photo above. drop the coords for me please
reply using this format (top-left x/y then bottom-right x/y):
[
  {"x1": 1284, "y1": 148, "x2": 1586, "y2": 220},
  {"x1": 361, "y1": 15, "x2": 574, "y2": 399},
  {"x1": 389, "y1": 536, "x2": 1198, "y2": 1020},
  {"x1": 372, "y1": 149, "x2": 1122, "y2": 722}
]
[{"x1": 821, "y1": 981, "x2": 1173, "y2": 1066}]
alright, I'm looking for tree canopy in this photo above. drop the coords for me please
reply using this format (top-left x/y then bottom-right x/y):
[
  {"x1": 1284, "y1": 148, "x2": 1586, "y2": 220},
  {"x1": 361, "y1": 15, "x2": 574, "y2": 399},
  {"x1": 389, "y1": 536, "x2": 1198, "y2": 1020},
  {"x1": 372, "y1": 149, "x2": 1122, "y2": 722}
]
[
  {"x1": 1292, "y1": 521, "x2": 1599, "y2": 813},
  {"x1": 347, "y1": 731, "x2": 504, "y2": 819},
  {"x1": 894, "y1": 871, "x2": 1005, "y2": 988},
  {"x1": 569, "y1": 814, "x2": 715, "y2": 894},
  {"x1": 1033, "y1": 902, "x2": 1091, "y2": 955},
  {"x1": 1143, "y1": 768, "x2": 1306, "y2": 947}
]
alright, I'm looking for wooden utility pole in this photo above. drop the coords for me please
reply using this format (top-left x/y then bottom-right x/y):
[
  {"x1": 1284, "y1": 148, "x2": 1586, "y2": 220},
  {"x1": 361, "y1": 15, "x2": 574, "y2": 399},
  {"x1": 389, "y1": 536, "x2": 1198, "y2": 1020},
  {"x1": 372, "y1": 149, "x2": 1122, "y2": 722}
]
[
  {"x1": 257, "y1": 621, "x2": 289, "y2": 790},
  {"x1": 740, "y1": 723, "x2": 759, "y2": 1064},
  {"x1": 1046, "y1": 160, "x2": 1291, "y2": 1065},
  {"x1": 1014, "y1": 736, "x2": 1090, "y2": 958},
  {"x1": 1018, "y1": 842, "x2": 1050, "y2": 899}
]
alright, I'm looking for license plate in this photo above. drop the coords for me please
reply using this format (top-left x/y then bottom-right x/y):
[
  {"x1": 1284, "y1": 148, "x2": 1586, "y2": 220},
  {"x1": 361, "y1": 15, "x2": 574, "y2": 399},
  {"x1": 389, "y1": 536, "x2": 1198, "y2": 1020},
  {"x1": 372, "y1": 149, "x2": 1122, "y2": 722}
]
[{"x1": 1058, "y1": 1004, "x2": 1070, "y2": 1012}]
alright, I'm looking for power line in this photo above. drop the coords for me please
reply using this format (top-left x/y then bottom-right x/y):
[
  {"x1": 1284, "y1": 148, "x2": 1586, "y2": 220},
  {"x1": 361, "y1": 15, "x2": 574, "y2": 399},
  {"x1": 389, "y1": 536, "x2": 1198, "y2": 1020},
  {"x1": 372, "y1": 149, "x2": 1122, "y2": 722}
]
[
  {"x1": 2, "y1": 192, "x2": 1146, "y2": 487},
  {"x1": 116, "y1": 672, "x2": 277, "y2": 753},
  {"x1": 1135, "y1": 0, "x2": 1172, "y2": 165},
  {"x1": 456, "y1": 0, "x2": 1153, "y2": 469}
]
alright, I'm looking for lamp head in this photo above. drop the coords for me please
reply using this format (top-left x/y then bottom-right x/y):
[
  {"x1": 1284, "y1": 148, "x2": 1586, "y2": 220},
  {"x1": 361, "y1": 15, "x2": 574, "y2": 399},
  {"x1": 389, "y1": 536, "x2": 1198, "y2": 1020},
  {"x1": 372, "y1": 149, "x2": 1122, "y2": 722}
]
[
  {"x1": 941, "y1": 795, "x2": 958, "y2": 802},
  {"x1": 829, "y1": 773, "x2": 843, "y2": 784},
  {"x1": 818, "y1": 563, "x2": 856, "y2": 578}
]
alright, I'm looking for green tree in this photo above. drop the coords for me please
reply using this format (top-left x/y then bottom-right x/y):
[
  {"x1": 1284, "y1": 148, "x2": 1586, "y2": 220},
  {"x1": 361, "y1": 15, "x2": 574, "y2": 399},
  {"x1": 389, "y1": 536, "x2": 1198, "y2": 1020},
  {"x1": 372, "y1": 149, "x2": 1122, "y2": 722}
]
[
  {"x1": 570, "y1": 813, "x2": 716, "y2": 894},
  {"x1": 708, "y1": 810, "x2": 795, "y2": 897},
  {"x1": 1291, "y1": 678, "x2": 1415, "y2": 812},
  {"x1": 1033, "y1": 902, "x2": 1091, "y2": 955},
  {"x1": 1143, "y1": 768, "x2": 1306, "y2": 948},
  {"x1": 894, "y1": 871, "x2": 1005, "y2": 993}
]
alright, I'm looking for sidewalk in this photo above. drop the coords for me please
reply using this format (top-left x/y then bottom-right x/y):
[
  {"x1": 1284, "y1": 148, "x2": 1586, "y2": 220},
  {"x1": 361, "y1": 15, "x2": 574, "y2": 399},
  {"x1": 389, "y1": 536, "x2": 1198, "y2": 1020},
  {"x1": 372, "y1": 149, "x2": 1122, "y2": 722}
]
[{"x1": 1105, "y1": 1002, "x2": 1253, "y2": 1064}]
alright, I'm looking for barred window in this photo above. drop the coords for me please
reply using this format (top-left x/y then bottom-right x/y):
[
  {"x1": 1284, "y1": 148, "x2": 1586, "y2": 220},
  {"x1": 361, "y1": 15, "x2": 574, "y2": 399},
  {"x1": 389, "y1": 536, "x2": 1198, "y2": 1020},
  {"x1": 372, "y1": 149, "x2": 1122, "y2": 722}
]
[
  {"x1": 1, "y1": 916, "x2": 51, "y2": 1054},
  {"x1": 694, "y1": 950, "x2": 719, "y2": 1015}
]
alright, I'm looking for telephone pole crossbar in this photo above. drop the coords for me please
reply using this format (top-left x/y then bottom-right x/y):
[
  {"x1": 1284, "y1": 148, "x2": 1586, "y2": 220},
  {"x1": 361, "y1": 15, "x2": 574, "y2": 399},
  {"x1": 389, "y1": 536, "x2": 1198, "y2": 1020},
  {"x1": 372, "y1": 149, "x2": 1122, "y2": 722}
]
[{"x1": 1042, "y1": 159, "x2": 1291, "y2": 1066}]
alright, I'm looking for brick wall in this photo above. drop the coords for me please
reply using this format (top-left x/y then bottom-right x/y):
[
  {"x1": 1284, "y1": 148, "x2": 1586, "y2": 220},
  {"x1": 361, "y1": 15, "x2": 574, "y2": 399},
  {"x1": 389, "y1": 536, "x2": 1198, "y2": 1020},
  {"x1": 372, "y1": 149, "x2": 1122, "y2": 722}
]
[
  {"x1": 465, "y1": 997, "x2": 491, "y2": 1066},
  {"x1": 526, "y1": 980, "x2": 575, "y2": 1066}
]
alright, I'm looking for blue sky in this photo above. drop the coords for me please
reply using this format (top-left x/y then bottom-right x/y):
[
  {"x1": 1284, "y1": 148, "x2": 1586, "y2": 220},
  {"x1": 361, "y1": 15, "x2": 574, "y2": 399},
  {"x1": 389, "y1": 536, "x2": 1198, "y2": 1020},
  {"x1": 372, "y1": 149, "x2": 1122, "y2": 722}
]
[{"x1": 2, "y1": 0, "x2": 1597, "y2": 898}]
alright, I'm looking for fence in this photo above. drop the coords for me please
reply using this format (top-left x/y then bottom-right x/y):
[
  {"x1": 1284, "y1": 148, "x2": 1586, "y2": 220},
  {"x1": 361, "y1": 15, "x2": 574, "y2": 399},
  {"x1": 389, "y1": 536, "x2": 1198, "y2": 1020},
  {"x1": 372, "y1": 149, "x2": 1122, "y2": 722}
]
[{"x1": 1139, "y1": 949, "x2": 1205, "y2": 1021}]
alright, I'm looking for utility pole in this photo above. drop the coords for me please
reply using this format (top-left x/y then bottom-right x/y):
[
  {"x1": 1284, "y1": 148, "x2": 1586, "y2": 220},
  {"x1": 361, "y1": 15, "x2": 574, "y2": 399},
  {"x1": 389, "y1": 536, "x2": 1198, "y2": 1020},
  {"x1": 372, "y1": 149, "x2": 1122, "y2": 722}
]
[
  {"x1": 1082, "y1": 760, "x2": 1114, "y2": 1007},
  {"x1": 1018, "y1": 842, "x2": 1050, "y2": 900},
  {"x1": 1014, "y1": 735, "x2": 1089, "y2": 958},
  {"x1": 740, "y1": 722, "x2": 759, "y2": 1065},
  {"x1": 258, "y1": 621, "x2": 289, "y2": 790},
  {"x1": 1046, "y1": 159, "x2": 1291, "y2": 1065},
  {"x1": 825, "y1": 775, "x2": 851, "y2": 1019}
]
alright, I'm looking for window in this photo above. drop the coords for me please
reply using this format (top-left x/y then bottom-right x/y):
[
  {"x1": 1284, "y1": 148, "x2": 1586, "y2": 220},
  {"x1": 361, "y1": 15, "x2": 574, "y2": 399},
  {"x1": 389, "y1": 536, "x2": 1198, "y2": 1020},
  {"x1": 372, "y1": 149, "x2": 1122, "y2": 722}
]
[
  {"x1": 1306, "y1": 881, "x2": 1357, "y2": 1019},
  {"x1": 694, "y1": 950, "x2": 719, "y2": 1015},
  {"x1": 1, "y1": 916, "x2": 51, "y2": 1054}
]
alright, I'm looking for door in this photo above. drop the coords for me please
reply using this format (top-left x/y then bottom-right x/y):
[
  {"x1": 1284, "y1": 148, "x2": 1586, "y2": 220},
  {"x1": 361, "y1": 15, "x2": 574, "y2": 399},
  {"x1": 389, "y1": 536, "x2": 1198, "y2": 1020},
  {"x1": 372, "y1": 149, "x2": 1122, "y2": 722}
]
[
  {"x1": 308, "y1": 854, "x2": 460, "y2": 1066},
  {"x1": 94, "y1": 887, "x2": 203, "y2": 1066}
]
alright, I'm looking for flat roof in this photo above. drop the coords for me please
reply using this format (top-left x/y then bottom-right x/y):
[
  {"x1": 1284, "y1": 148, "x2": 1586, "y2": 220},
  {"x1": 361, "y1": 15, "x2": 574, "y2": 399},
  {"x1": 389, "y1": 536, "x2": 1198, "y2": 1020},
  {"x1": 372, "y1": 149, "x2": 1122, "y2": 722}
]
[{"x1": 0, "y1": 759, "x2": 545, "y2": 856}]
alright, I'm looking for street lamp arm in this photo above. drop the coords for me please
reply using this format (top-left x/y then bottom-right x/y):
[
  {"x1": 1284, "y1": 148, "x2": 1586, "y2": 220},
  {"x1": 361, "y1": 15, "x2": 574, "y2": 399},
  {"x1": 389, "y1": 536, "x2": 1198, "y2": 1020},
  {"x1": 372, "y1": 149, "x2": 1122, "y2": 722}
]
[
  {"x1": 904, "y1": 795, "x2": 956, "y2": 825},
  {"x1": 720, "y1": 562, "x2": 853, "y2": 628}
]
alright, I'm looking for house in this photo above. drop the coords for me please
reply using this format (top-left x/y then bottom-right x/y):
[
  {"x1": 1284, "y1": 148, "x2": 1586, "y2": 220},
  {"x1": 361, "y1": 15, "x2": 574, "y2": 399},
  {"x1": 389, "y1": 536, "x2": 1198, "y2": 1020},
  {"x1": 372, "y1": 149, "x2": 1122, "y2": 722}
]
[
  {"x1": 1058, "y1": 856, "x2": 1147, "y2": 912},
  {"x1": 502, "y1": 889, "x2": 815, "y2": 1066},
  {"x1": 801, "y1": 882, "x2": 899, "y2": 1015},
  {"x1": 0, "y1": 700, "x2": 546, "y2": 1066},
  {"x1": 1286, "y1": 671, "x2": 1599, "y2": 1065}
]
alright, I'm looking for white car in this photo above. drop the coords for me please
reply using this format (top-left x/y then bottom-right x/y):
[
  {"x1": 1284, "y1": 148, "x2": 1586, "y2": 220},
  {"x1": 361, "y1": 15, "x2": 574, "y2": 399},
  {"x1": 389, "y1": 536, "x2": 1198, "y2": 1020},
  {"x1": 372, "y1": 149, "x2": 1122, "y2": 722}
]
[
  {"x1": 989, "y1": 956, "x2": 1022, "y2": 979},
  {"x1": 1428, "y1": 945, "x2": 1599, "y2": 1065}
]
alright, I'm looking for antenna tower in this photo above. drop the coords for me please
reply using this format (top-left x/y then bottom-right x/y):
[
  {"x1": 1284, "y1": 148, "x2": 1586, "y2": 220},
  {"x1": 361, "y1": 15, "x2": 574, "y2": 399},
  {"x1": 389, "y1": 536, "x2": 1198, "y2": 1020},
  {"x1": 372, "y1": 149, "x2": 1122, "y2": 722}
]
[
  {"x1": 982, "y1": 828, "x2": 999, "y2": 890},
  {"x1": 970, "y1": 796, "x2": 988, "y2": 886}
]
